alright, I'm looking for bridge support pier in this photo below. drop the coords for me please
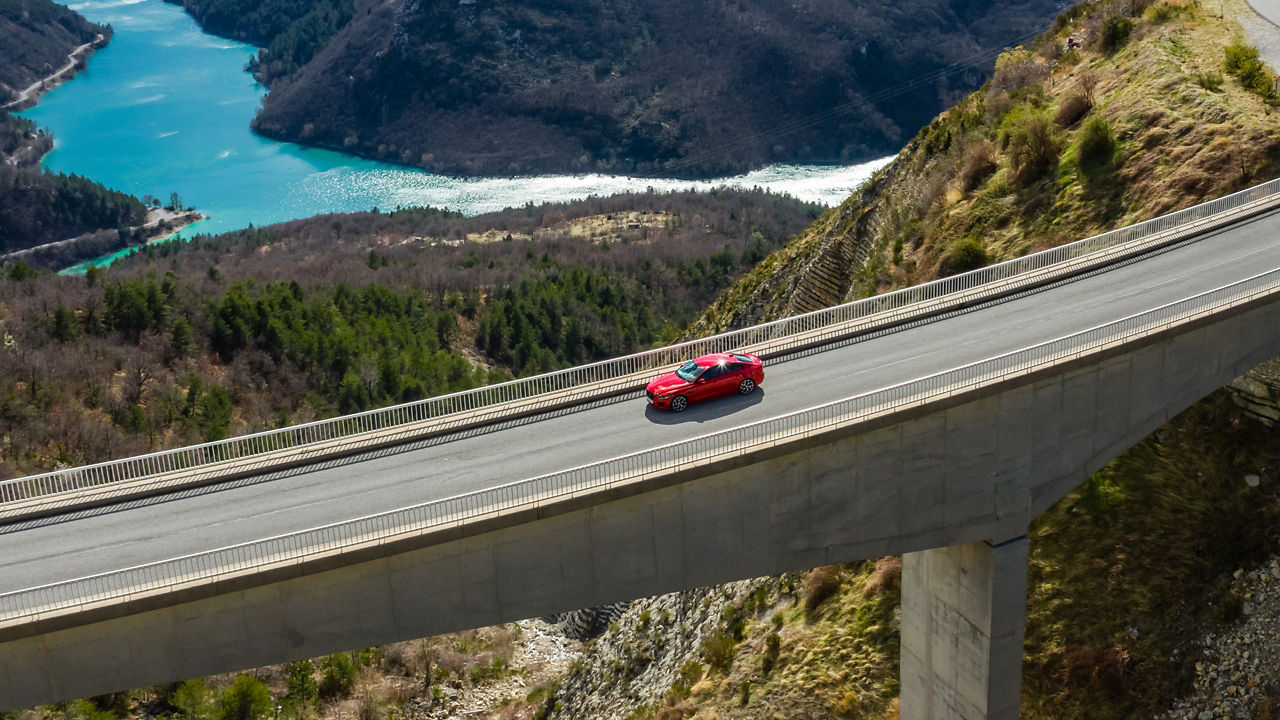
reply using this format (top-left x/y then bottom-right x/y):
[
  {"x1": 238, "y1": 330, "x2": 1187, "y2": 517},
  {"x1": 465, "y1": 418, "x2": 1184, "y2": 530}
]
[{"x1": 900, "y1": 535, "x2": 1029, "y2": 720}]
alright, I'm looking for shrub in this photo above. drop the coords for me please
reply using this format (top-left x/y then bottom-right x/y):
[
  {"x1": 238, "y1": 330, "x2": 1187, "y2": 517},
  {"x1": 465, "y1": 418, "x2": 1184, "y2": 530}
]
[
  {"x1": 941, "y1": 237, "x2": 990, "y2": 276},
  {"x1": 355, "y1": 693, "x2": 382, "y2": 720},
  {"x1": 863, "y1": 556, "x2": 903, "y2": 597},
  {"x1": 990, "y1": 47, "x2": 1050, "y2": 95},
  {"x1": 1195, "y1": 70, "x2": 1225, "y2": 91},
  {"x1": 960, "y1": 140, "x2": 999, "y2": 191},
  {"x1": 1224, "y1": 40, "x2": 1275, "y2": 99},
  {"x1": 218, "y1": 676, "x2": 272, "y2": 720},
  {"x1": 984, "y1": 90, "x2": 1016, "y2": 123},
  {"x1": 285, "y1": 660, "x2": 319, "y2": 710},
  {"x1": 761, "y1": 632, "x2": 782, "y2": 675},
  {"x1": 700, "y1": 630, "x2": 737, "y2": 671},
  {"x1": 1004, "y1": 110, "x2": 1061, "y2": 183},
  {"x1": 803, "y1": 564, "x2": 843, "y2": 613},
  {"x1": 1055, "y1": 91, "x2": 1092, "y2": 127},
  {"x1": 1077, "y1": 114, "x2": 1116, "y2": 166},
  {"x1": 319, "y1": 653, "x2": 358, "y2": 700},
  {"x1": 1146, "y1": 1, "x2": 1176, "y2": 21},
  {"x1": 1100, "y1": 16, "x2": 1134, "y2": 52},
  {"x1": 171, "y1": 679, "x2": 213, "y2": 720}
]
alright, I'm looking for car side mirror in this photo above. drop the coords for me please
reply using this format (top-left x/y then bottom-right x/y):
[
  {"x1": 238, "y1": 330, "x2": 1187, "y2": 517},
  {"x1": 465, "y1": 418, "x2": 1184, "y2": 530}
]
[{"x1": 696, "y1": 378, "x2": 706, "y2": 384}]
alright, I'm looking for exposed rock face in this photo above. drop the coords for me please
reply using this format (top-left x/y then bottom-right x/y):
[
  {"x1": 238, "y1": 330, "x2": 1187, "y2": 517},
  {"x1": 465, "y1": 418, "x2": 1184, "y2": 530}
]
[
  {"x1": 1229, "y1": 357, "x2": 1280, "y2": 426},
  {"x1": 686, "y1": 143, "x2": 955, "y2": 335},
  {"x1": 1164, "y1": 555, "x2": 1280, "y2": 720},
  {"x1": 543, "y1": 580, "x2": 761, "y2": 720},
  {"x1": 544, "y1": 603, "x2": 631, "y2": 642}
]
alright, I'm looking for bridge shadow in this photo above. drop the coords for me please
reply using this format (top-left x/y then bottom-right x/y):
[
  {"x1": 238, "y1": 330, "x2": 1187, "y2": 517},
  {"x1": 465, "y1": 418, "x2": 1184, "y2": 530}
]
[{"x1": 643, "y1": 387, "x2": 766, "y2": 424}]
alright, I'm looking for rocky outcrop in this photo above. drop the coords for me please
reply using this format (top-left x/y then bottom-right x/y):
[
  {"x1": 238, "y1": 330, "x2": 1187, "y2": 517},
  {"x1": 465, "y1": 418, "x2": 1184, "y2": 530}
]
[
  {"x1": 542, "y1": 580, "x2": 762, "y2": 720},
  {"x1": 1164, "y1": 556, "x2": 1280, "y2": 720},
  {"x1": 1229, "y1": 357, "x2": 1280, "y2": 426}
]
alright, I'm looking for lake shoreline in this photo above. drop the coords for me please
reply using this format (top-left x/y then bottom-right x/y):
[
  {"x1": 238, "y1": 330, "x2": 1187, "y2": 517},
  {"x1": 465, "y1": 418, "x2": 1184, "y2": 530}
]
[
  {"x1": 3, "y1": 33, "x2": 109, "y2": 112},
  {"x1": 25, "y1": 0, "x2": 891, "y2": 256}
]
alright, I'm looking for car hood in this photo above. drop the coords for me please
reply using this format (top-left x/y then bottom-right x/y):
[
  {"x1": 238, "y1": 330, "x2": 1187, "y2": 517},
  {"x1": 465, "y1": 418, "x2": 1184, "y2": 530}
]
[{"x1": 647, "y1": 373, "x2": 691, "y2": 395}]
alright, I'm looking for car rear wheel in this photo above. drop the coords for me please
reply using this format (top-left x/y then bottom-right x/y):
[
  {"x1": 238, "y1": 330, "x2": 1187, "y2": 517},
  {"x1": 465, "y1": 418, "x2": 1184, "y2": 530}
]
[
  {"x1": 738, "y1": 378, "x2": 756, "y2": 395},
  {"x1": 671, "y1": 395, "x2": 689, "y2": 412}
]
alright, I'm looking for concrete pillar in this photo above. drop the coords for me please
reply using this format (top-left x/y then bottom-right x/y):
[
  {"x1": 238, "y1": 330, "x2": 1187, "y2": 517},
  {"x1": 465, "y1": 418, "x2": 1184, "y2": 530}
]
[{"x1": 900, "y1": 535, "x2": 1029, "y2": 720}]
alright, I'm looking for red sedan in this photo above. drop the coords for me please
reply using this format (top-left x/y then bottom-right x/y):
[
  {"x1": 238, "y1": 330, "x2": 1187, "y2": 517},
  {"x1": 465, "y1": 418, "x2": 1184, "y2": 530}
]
[{"x1": 646, "y1": 352, "x2": 764, "y2": 412}]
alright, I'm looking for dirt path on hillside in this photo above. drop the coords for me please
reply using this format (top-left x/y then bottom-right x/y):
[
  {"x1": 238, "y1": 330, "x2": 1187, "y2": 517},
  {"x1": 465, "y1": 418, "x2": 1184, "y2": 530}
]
[{"x1": 2, "y1": 34, "x2": 103, "y2": 111}]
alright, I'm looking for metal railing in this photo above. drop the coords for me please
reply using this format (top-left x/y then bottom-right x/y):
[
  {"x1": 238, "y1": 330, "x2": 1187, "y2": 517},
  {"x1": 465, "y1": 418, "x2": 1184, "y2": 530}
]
[
  {"x1": 3, "y1": 177, "x2": 1278, "y2": 506},
  {"x1": 3, "y1": 262, "x2": 1279, "y2": 624}
]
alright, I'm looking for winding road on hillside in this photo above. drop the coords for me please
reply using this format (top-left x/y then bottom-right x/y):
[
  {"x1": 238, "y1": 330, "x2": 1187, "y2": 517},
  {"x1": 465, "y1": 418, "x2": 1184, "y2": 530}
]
[
  {"x1": 2, "y1": 208, "x2": 1280, "y2": 595},
  {"x1": 2, "y1": 35, "x2": 102, "y2": 111}
]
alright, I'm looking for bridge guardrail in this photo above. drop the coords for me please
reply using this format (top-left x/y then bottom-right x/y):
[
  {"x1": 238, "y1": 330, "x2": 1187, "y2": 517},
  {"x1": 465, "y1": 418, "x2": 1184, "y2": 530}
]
[
  {"x1": 2, "y1": 178, "x2": 1278, "y2": 511},
  {"x1": 3, "y1": 260, "x2": 1279, "y2": 625}
]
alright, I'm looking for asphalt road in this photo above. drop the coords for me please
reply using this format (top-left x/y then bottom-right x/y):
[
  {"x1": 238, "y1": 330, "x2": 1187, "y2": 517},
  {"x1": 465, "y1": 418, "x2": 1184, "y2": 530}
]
[
  {"x1": 1247, "y1": 0, "x2": 1280, "y2": 29},
  {"x1": 3, "y1": 209, "x2": 1280, "y2": 594}
]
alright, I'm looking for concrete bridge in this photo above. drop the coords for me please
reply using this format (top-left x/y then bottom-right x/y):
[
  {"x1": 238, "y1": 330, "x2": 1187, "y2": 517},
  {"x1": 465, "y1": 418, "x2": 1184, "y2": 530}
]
[{"x1": 2, "y1": 183, "x2": 1280, "y2": 716}]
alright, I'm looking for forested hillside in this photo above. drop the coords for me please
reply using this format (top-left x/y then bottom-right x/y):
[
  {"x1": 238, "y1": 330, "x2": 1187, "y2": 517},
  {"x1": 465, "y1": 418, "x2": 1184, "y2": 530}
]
[
  {"x1": 0, "y1": 188, "x2": 819, "y2": 479},
  {"x1": 160, "y1": 0, "x2": 353, "y2": 85},
  {"x1": 0, "y1": 112, "x2": 149, "y2": 259},
  {"x1": 0, "y1": 0, "x2": 104, "y2": 106},
  {"x1": 164, "y1": 0, "x2": 1064, "y2": 177}
]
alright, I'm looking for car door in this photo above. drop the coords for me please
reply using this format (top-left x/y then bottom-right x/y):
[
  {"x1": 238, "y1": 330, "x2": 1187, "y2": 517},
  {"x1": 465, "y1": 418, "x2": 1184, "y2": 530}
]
[
  {"x1": 694, "y1": 363, "x2": 725, "y2": 401},
  {"x1": 709, "y1": 363, "x2": 740, "y2": 399},
  {"x1": 723, "y1": 362, "x2": 748, "y2": 394}
]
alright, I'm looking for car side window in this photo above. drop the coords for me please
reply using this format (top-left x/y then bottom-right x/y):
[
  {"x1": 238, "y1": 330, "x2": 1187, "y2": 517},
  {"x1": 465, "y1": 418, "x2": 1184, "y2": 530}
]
[
  {"x1": 726, "y1": 363, "x2": 745, "y2": 373},
  {"x1": 702, "y1": 365, "x2": 725, "y2": 380}
]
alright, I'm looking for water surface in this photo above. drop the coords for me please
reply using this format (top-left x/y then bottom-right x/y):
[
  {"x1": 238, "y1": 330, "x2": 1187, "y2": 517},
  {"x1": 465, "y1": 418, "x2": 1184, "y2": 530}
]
[{"x1": 22, "y1": 0, "x2": 892, "y2": 263}]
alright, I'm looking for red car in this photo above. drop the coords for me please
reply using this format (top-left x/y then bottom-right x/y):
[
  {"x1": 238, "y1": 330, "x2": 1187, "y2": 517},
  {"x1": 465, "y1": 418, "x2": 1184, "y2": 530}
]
[{"x1": 646, "y1": 352, "x2": 764, "y2": 412}]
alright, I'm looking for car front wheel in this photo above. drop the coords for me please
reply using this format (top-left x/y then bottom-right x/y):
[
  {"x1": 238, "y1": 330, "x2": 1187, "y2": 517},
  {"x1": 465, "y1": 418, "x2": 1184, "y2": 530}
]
[
  {"x1": 671, "y1": 395, "x2": 689, "y2": 412},
  {"x1": 738, "y1": 378, "x2": 756, "y2": 395}
]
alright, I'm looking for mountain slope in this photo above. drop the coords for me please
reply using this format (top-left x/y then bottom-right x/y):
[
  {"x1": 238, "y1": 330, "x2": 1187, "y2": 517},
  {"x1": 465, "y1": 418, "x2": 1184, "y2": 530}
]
[
  {"x1": 0, "y1": 0, "x2": 104, "y2": 107},
  {"x1": 169, "y1": 0, "x2": 1064, "y2": 177},
  {"x1": 693, "y1": 0, "x2": 1280, "y2": 332}
]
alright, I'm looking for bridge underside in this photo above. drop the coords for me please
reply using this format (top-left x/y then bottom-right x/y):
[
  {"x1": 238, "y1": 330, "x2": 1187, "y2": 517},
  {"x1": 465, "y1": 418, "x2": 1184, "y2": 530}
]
[{"x1": 2, "y1": 295, "x2": 1279, "y2": 711}]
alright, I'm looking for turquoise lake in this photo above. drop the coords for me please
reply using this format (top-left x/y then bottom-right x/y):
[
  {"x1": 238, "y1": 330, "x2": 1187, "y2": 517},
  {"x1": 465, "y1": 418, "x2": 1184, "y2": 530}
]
[{"x1": 21, "y1": 0, "x2": 891, "y2": 269}]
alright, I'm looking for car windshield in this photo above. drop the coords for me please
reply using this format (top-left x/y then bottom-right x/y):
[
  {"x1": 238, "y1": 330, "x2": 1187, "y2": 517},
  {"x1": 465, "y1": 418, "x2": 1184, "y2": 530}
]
[{"x1": 675, "y1": 361, "x2": 704, "y2": 382}]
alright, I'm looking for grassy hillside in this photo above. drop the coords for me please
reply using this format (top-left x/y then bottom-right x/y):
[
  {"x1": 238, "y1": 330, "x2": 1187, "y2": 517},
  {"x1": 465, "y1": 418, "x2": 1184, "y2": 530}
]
[
  {"x1": 624, "y1": 0, "x2": 1280, "y2": 716},
  {"x1": 693, "y1": 0, "x2": 1280, "y2": 332},
  {"x1": 167, "y1": 0, "x2": 1066, "y2": 178}
]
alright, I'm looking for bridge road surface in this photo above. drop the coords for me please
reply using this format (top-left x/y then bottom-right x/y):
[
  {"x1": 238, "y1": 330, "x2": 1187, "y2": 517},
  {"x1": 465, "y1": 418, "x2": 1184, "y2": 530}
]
[{"x1": 2, "y1": 209, "x2": 1280, "y2": 596}]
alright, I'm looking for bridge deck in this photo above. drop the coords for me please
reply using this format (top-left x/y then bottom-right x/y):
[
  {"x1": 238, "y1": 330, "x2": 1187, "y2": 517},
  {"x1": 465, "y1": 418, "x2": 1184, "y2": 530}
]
[{"x1": 2, "y1": 209, "x2": 1278, "y2": 594}]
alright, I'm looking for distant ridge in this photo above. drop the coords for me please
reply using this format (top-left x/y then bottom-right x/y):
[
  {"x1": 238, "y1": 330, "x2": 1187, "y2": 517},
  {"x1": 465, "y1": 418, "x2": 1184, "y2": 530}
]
[{"x1": 165, "y1": 0, "x2": 1062, "y2": 178}]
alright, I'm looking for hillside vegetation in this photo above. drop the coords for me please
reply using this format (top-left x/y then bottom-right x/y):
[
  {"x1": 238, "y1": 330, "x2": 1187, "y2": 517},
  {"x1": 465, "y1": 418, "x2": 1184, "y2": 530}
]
[
  {"x1": 166, "y1": 0, "x2": 1064, "y2": 178},
  {"x1": 9, "y1": 0, "x2": 1280, "y2": 716},
  {"x1": 618, "y1": 0, "x2": 1280, "y2": 716},
  {"x1": 0, "y1": 0, "x2": 102, "y2": 106},
  {"x1": 0, "y1": 112, "x2": 150, "y2": 259},
  {"x1": 693, "y1": 0, "x2": 1280, "y2": 331},
  {"x1": 0, "y1": 188, "x2": 819, "y2": 479}
]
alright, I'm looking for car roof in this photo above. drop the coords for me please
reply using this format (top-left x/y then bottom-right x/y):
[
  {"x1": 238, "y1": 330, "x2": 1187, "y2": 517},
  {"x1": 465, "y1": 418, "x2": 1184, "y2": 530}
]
[{"x1": 692, "y1": 352, "x2": 736, "y2": 366}]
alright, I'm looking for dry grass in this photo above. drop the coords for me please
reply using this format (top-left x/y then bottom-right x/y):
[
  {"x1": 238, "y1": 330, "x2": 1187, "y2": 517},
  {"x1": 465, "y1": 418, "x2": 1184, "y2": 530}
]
[
  {"x1": 803, "y1": 565, "x2": 843, "y2": 614},
  {"x1": 862, "y1": 557, "x2": 902, "y2": 598}
]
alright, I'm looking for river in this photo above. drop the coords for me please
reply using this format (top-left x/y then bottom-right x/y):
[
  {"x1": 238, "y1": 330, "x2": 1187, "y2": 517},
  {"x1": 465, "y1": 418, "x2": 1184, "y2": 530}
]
[{"x1": 20, "y1": 0, "x2": 892, "y2": 270}]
